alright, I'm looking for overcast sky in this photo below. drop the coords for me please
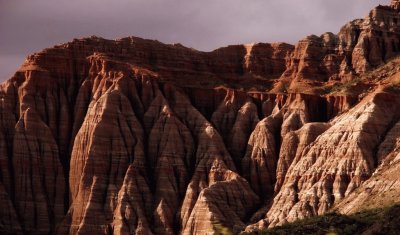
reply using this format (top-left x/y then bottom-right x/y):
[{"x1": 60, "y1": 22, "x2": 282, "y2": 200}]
[{"x1": 0, "y1": 0, "x2": 390, "y2": 81}]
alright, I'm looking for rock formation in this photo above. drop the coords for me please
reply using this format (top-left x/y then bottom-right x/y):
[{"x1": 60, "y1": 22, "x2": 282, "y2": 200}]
[
  {"x1": 1, "y1": 2, "x2": 400, "y2": 235},
  {"x1": 392, "y1": 0, "x2": 400, "y2": 10}
]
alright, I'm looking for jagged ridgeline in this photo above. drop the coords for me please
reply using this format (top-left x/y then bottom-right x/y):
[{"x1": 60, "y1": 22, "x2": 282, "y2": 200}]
[{"x1": 1, "y1": 1, "x2": 400, "y2": 235}]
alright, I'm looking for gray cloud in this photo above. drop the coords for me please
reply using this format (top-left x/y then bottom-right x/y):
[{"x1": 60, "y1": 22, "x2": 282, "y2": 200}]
[{"x1": 0, "y1": 0, "x2": 390, "y2": 81}]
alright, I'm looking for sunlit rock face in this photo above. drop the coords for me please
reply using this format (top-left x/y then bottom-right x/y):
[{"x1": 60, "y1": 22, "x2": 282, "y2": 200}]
[
  {"x1": 2, "y1": 2, "x2": 400, "y2": 235},
  {"x1": 391, "y1": 0, "x2": 400, "y2": 10}
]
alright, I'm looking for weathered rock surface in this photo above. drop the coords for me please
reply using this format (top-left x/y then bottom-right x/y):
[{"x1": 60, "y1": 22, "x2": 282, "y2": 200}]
[
  {"x1": 392, "y1": 0, "x2": 400, "y2": 10},
  {"x1": 334, "y1": 112, "x2": 400, "y2": 214},
  {"x1": 275, "y1": 122, "x2": 331, "y2": 193},
  {"x1": 264, "y1": 92, "x2": 400, "y2": 228},
  {"x1": 1, "y1": 2, "x2": 400, "y2": 235},
  {"x1": 242, "y1": 113, "x2": 282, "y2": 201}
]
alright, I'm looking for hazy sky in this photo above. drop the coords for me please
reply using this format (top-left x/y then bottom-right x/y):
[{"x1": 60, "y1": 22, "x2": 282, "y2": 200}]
[{"x1": 0, "y1": 0, "x2": 390, "y2": 81}]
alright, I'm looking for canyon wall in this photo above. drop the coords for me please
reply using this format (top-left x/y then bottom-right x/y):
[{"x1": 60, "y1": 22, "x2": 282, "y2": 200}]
[{"x1": 1, "y1": 2, "x2": 400, "y2": 235}]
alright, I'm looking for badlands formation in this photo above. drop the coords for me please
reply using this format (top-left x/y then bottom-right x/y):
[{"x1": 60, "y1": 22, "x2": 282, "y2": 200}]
[{"x1": 2, "y1": 1, "x2": 400, "y2": 234}]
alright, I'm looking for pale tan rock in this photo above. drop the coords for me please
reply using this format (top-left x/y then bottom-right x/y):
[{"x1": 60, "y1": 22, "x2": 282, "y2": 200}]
[
  {"x1": 334, "y1": 134, "x2": 400, "y2": 214},
  {"x1": 275, "y1": 122, "x2": 331, "y2": 192},
  {"x1": 265, "y1": 92, "x2": 400, "y2": 227},
  {"x1": 334, "y1": 114, "x2": 400, "y2": 214},
  {"x1": 181, "y1": 160, "x2": 259, "y2": 235}
]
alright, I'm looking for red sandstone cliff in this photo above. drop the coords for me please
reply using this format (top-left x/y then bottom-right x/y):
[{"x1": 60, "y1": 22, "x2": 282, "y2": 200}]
[{"x1": 1, "y1": 2, "x2": 400, "y2": 235}]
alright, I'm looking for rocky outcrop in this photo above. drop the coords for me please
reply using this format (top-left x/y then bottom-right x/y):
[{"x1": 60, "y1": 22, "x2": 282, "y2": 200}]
[
  {"x1": 275, "y1": 122, "x2": 331, "y2": 192},
  {"x1": 334, "y1": 153, "x2": 400, "y2": 215},
  {"x1": 282, "y1": 33, "x2": 340, "y2": 83},
  {"x1": 326, "y1": 95, "x2": 357, "y2": 119},
  {"x1": 279, "y1": 2, "x2": 400, "y2": 93},
  {"x1": 265, "y1": 92, "x2": 400, "y2": 227},
  {"x1": 334, "y1": 114, "x2": 400, "y2": 214},
  {"x1": 13, "y1": 108, "x2": 65, "y2": 234},
  {"x1": 68, "y1": 89, "x2": 146, "y2": 234},
  {"x1": 242, "y1": 113, "x2": 282, "y2": 200},
  {"x1": 2, "y1": 2, "x2": 400, "y2": 235},
  {"x1": 392, "y1": 0, "x2": 400, "y2": 10},
  {"x1": 0, "y1": 181, "x2": 22, "y2": 235}
]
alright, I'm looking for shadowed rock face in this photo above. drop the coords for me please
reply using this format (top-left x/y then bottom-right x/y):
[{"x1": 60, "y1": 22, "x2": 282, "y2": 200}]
[{"x1": 1, "y1": 3, "x2": 400, "y2": 235}]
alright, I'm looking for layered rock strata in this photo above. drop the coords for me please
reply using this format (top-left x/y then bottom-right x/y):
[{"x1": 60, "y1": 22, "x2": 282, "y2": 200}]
[{"x1": 1, "y1": 2, "x2": 400, "y2": 235}]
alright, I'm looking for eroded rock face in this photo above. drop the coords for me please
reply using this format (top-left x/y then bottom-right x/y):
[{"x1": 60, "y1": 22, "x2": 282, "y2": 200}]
[
  {"x1": 241, "y1": 113, "x2": 282, "y2": 200},
  {"x1": 333, "y1": 112, "x2": 400, "y2": 214},
  {"x1": 265, "y1": 92, "x2": 400, "y2": 227},
  {"x1": 1, "y1": 2, "x2": 400, "y2": 235},
  {"x1": 392, "y1": 0, "x2": 400, "y2": 10},
  {"x1": 275, "y1": 122, "x2": 331, "y2": 193}
]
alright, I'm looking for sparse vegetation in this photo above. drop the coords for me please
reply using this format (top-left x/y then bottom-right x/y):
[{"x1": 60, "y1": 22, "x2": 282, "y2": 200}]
[
  {"x1": 244, "y1": 204, "x2": 400, "y2": 235},
  {"x1": 214, "y1": 223, "x2": 235, "y2": 235},
  {"x1": 363, "y1": 56, "x2": 400, "y2": 81},
  {"x1": 330, "y1": 77, "x2": 361, "y2": 93},
  {"x1": 384, "y1": 79, "x2": 400, "y2": 93}
]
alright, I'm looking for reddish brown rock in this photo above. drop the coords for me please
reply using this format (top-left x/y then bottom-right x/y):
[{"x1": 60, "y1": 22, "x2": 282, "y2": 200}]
[
  {"x1": 211, "y1": 90, "x2": 247, "y2": 138},
  {"x1": 244, "y1": 43, "x2": 294, "y2": 78},
  {"x1": 282, "y1": 33, "x2": 339, "y2": 83},
  {"x1": 351, "y1": 5, "x2": 400, "y2": 74},
  {"x1": 112, "y1": 165, "x2": 154, "y2": 235},
  {"x1": 1, "y1": 2, "x2": 400, "y2": 234},
  {"x1": 13, "y1": 108, "x2": 65, "y2": 234},
  {"x1": 0, "y1": 181, "x2": 22, "y2": 235},
  {"x1": 161, "y1": 86, "x2": 260, "y2": 234},
  {"x1": 325, "y1": 95, "x2": 357, "y2": 119},
  {"x1": 227, "y1": 101, "x2": 260, "y2": 168},
  {"x1": 210, "y1": 90, "x2": 260, "y2": 168},
  {"x1": 242, "y1": 112, "x2": 282, "y2": 200},
  {"x1": 67, "y1": 78, "x2": 149, "y2": 234},
  {"x1": 278, "y1": 3, "x2": 400, "y2": 93},
  {"x1": 392, "y1": 0, "x2": 400, "y2": 10},
  {"x1": 145, "y1": 91, "x2": 195, "y2": 234}
]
